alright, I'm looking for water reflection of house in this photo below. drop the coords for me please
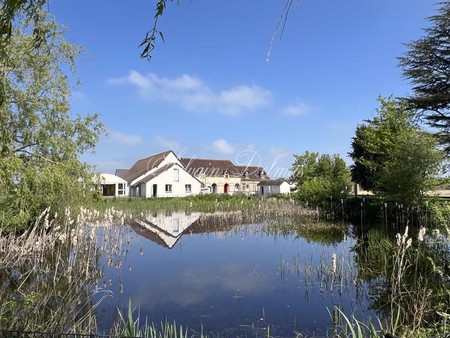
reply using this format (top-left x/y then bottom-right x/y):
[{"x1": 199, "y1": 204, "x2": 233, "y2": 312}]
[
  {"x1": 130, "y1": 212, "x2": 202, "y2": 249},
  {"x1": 130, "y1": 212, "x2": 239, "y2": 249}
]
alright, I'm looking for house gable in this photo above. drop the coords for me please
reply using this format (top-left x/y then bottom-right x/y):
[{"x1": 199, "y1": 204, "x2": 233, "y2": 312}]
[
  {"x1": 130, "y1": 161, "x2": 202, "y2": 197},
  {"x1": 123, "y1": 150, "x2": 183, "y2": 185}
]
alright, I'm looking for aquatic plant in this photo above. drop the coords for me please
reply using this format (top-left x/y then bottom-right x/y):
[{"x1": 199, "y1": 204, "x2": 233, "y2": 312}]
[{"x1": 329, "y1": 306, "x2": 381, "y2": 338}]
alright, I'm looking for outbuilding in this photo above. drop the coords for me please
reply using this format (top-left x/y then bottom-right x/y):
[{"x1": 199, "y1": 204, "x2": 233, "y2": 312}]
[
  {"x1": 257, "y1": 179, "x2": 291, "y2": 196},
  {"x1": 100, "y1": 173, "x2": 128, "y2": 197}
]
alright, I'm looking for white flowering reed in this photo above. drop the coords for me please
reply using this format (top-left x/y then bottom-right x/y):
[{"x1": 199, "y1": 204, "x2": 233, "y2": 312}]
[
  {"x1": 418, "y1": 227, "x2": 426, "y2": 242},
  {"x1": 331, "y1": 253, "x2": 337, "y2": 274}
]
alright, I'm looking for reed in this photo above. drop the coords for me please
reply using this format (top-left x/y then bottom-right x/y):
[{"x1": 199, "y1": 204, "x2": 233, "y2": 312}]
[
  {"x1": 84, "y1": 195, "x2": 317, "y2": 222},
  {"x1": 355, "y1": 224, "x2": 450, "y2": 337},
  {"x1": 0, "y1": 207, "x2": 108, "y2": 332}
]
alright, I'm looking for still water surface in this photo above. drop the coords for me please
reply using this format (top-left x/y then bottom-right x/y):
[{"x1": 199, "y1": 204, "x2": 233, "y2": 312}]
[{"x1": 94, "y1": 212, "x2": 372, "y2": 336}]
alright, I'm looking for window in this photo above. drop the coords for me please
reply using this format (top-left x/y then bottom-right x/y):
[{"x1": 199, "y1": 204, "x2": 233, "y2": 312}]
[
  {"x1": 172, "y1": 219, "x2": 180, "y2": 233},
  {"x1": 165, "y1": 184, "x2": 172, "y2": 193},
  {"x1": 185, "y1": 184, "x2": 192, "y2": 193},
  {"x1": 117, "y1": 183, "x2": 125, "y2": 195},
  {"x1": 173, "y1": 168, "x2": 179, "y2": 182}
]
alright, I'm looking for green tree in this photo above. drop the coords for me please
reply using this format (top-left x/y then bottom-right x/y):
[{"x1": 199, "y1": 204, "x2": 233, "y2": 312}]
[
  {"x1": 0, "y1": 11, "x2": 104, "y2": 230},
  {"x1": 399, "y1": 1, "x2": 450, "y2": 152},
  {"x1": 291, "y1": 151, "x2": 350, "y2": 207},
  {"x1": 1, "y1": 0, "x2": 48, "y2": 105},
  {"x1": 349, "y1": 97, "x2": 444, "y2": 206}
]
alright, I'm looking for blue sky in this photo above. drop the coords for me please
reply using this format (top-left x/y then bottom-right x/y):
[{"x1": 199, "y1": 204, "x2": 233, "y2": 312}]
[{"x1": 51, "y1": 0, "x2": 436, "y2": 176}]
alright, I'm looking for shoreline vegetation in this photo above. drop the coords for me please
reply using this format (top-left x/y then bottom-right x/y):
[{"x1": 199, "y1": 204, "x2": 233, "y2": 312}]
[{"x1": 0, "y1": 195, "x2": 449, "y2": 337}]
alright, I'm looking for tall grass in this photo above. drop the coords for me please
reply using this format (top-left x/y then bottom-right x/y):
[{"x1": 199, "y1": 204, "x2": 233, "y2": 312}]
[
  {"x1": 112, "y1": 299, "x2": 207, "y2": 338},
  {"x1": 355, "y1": 224, "x2": 450, "y2": 337},
  {"x1": 85, "y1": 195, "x2": 317, "y2": 222},
  {"x1": 0, "y1": 208, "x2": 109, "y2": 332}
]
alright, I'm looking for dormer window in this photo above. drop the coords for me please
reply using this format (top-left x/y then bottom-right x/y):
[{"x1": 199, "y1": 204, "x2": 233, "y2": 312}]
[
  {"x1": 244, "y1": 171, "x2": 249, "y2": 179},
  {"x1": 224, "y1": 170, "x2": 229, "y2": 178}
]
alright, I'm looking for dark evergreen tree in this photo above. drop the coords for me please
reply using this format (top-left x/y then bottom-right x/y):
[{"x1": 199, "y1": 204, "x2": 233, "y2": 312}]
[{"x1": 399, "y1": 1, "x2": 450, "y2": 152}]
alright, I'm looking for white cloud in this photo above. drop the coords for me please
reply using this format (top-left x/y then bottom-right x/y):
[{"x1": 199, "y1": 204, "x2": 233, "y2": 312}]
[
  {"x1": 155, "y1": 136, "x2": 181, "y2": 152},
  {"x1": 108, "y1": 71, "x2": 271, "y2": 116},
  {"x1": 210, "y1": 139, "x2": 235, "y2": 155},
  {"x1": 281, "y1": 102, "x2": 310, "y2": 116},
  {"x1": 109, "y1": 130, "x2": 143, "y2": 145},
  {"x1": 217, "y1": 86, "x2": 271, "y2": 115}
]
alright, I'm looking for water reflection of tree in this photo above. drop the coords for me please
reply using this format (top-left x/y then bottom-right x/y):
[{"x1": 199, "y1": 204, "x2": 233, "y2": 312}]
[{"x1": 267, "y1": 220, "x2": 347, "y2": 245}]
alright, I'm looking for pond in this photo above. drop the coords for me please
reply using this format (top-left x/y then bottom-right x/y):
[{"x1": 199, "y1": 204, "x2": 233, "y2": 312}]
[{"x1": 93, "y1": 212, "x2": 374, "y2": 337}]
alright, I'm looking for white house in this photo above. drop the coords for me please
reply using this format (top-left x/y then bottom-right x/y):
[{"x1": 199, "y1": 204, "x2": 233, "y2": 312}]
[
  {"x1": 120, "y1": 150, "x2": 202, "y2": 198},
  {"x1": 99, "y1": 173, "x2": 128, "y2": 197},
  {"x1": 257, "y1": 179, "x2": 291, "y2": 195}
]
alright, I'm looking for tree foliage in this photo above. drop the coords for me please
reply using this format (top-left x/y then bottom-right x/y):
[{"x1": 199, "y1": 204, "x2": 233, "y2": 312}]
[
  {"x1": 349, "y1": 97, "x2": 444, "y2": 206},
  {"x1": 399, "y1": 1, "x2": 450, "y2": 152},
  {"x1": 0, "y1": 11, "x2": 104, "y2": 229},
  {"x1": 291, "y1": 151, "x2": 350, "y2": 207}
]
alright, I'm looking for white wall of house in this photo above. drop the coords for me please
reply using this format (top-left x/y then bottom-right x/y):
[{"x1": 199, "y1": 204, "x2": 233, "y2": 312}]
[
  {"x1": 143, "y1": 164, "x2": 201, "y2": 198},
  {"x1": 259, "y1": 181, "x2": 290, "y2": 195},
  {"x1": 279, "y1": 181, "x2": 291, "y2": 194},
  {"x1": 100, "y1": 173, "x2": 129, "y2": 197},
  {"x1": 129, "y1": 151, "x2": 183, "y2": 187},
  {"x1": 140, "y1": 182, "x2": 147, "y2": 197}
]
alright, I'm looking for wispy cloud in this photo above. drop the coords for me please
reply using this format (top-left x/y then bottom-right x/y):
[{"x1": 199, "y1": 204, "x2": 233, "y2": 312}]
[
  {"x1": 107, "y1": 71, "x2": 272, "y2": 116},
  {"x1": 210, "y1": 139, "x2": 235, "y2": 155},
  {"x1": 280, "y1": 102, "x2": 310, "y2": 116},
  {"x1": 155, "y1": 136, "x2": 181, "y2": 152},
  {"x1": 109, "y1": 130, "x2": 143, "y2": 145}
]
